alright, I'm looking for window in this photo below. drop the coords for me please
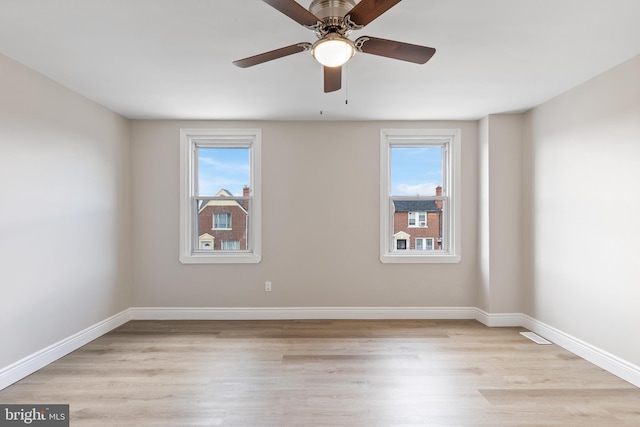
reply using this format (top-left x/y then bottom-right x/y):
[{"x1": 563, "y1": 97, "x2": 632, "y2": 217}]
[
  {"x1": 221, "y1": 240, "x2": 240, "y2": 251},
  {"x1": 213, "y1": 213, "x2": 231, "y2": 229},
  {"x1": 416, "y1": 238, "x2": 434, "y2": 251},
  {"x1": 380, "y1": 129, "x2": 461, "y2": 263},
  {"x1": 180, "y1": 129, "x2": 261, "y2": 264},
  {"x1": 408, "y1": 211, "x2": 427, "y2": 227}
]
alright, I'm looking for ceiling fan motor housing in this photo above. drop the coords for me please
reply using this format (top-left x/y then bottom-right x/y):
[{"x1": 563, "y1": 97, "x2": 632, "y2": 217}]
[
  {"x1": 309, "y1": 0, "x2": 360, "y2": 34},
  {"x1": 309, "y1": 0, "x2": 359, "y2": 19}
]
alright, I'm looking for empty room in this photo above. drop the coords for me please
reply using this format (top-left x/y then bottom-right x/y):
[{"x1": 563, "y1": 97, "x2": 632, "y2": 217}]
[{"x1": 1, "y1": 0, "x2": 639, "y2": 425}]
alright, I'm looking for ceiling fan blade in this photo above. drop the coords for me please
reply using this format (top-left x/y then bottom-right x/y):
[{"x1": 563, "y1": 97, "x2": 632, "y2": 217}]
[
  {"x1": 356, "y1": 36, "x2": 436, "y2": 64},
  {"x1": 263, "y1": 0, "x2": 320, "y2": 27},
  {"x1": 347, "y1": 0, "x2": 402, "y2": 27},
  {"x1": 233, "y1": 43, "x2": 311, "y2": 68},
  {"x1": 324, "y1": 66, "x2": 342, "y2": 93}
]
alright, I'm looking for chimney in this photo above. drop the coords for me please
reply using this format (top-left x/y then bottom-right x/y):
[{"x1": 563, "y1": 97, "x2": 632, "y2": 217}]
[
  {"x1": 242, "y1": 186, "x2": 250, "y2": 210},
  {"x1": 435, "y1": 186, "x2": 443, "y2": 209}
]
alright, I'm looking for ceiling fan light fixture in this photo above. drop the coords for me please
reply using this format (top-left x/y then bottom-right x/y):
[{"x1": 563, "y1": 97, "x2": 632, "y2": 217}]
[{"x1": 312, "y1": 34, "x2": 355, "y2": 67}]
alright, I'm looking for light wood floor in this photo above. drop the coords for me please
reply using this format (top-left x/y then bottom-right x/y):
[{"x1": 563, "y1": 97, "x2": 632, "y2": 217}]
[{"x1": 1, "y1": 320, "x2": 639, "y2": 426}]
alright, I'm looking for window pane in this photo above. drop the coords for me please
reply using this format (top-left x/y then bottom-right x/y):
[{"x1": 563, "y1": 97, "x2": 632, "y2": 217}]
[
  {"x1": 198, "y1": 147, "x2": 249, "y2": 197},
  {"x1": 196, "y1": 198, "x2": 250, "y2": 251},
  {"x1": 391, "y1": 146, "x2": 442, "y2": 196}
]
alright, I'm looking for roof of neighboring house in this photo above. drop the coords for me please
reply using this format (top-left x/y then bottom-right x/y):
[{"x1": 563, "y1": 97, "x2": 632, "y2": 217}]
[
  {"x1": 393, "y1": 200, "x2": 441, "y2": 212},
  {"x1": 197, "y1": 188, "x2": 248, "y2": 213}
]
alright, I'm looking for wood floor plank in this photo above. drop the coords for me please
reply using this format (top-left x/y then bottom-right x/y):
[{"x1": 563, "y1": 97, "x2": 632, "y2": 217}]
[{"x1": 1, "y1": 320, "x2": 638, "y2": 426}]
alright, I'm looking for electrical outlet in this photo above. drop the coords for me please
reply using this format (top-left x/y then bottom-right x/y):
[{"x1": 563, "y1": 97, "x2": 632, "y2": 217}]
[{"x1": 265, "y1": 281, "x2": 272, "y2": 292}]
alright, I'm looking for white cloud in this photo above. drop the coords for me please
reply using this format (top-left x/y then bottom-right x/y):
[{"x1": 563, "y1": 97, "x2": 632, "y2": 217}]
[
  {"x1": 199, "y1": 177, "x2": 246, "y2": 196},
  {"x1": 199, "y1": 157, "x2": 249, "y2": 175},
  {"x1": 394, "y1": 182, "x2": 438, "y2": 196}
]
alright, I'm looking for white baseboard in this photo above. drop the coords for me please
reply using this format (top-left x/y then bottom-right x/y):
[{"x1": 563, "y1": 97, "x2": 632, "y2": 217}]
[
  {"x1": 521, "y1": 315, "x2": 640, "y2": 388},
  {"x1": 0, "y1": 309, "x2": 131, "y2": 391},
  {"x1": 474, "y1": 309, "x2": 524, "y2": 327},
  {"x1": 2, "y1": 307, "x2": 638, "y2": 391},
  {"x1": 129, "y1": 306, "x2": 479, "y2": 320},
  {"x1": 130, "y1": 307, "x2": 526, "y2": 327}
]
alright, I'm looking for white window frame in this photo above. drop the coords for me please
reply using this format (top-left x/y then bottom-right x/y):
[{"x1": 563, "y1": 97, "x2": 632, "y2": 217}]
[
  {"x1": 380, "y1": 129, "x2": 461, "y2": 264},
  {"x1": 180, "y1": 129, "x2": 261, "y2": 264}
]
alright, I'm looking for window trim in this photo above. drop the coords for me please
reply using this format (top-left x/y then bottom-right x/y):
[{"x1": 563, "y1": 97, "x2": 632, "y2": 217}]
[
  {"x1": 380, "y1": 128, "x2": 461, "y2": 264},
  {"x1": 180, "y1": 128, "x2": 261, "y2": 264}
]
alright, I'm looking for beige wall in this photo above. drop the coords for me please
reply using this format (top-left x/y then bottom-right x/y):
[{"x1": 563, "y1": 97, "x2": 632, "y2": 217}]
[
  {"x1": 0, "y1": 53, "x2": 132, "y2": 368},
  {"x1": 522, "y1": 54, "x2": 640, "y2": 366},
  {"x1": 478, "y1": 114, "x2": 523, "y2": 313},
  {"x1": 131, "y1": 120, "x2": 479, "y2": 308}
]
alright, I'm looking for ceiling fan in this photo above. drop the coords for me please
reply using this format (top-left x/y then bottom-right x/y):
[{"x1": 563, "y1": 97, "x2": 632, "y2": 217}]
[{"x1": 233, "y1": 0, "x2": 436, "y2": 93}]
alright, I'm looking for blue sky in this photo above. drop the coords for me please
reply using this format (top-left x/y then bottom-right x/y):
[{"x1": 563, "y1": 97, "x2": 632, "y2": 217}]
[
  {"x1": 198, "y1": 145, "x2": 442, "y2": 197},
  {"x1": 198, "y1": 147, "x2": 249, "y2": 196},
  {"x1": 391, "y1": 146, "x2": 442, "y2": 196}
]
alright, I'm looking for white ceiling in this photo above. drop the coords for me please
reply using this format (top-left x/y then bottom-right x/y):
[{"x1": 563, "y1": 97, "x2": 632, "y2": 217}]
[{"x1": 1, "y1": 0, "x2": 639, "y2": 121}]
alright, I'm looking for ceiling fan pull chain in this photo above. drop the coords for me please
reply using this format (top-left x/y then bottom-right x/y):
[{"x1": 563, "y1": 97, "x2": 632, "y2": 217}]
[{"x1": 345, "y1": 62, "x2": 349, "y2": 105}]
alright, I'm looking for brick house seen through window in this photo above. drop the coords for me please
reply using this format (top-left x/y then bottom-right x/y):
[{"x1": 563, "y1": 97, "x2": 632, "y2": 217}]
[
  {"x1": 392, "y1": 186, "x2": 443, "y2": 251},
  {"x1": 197, "y1": 187, "x2": 250, "y2": 251}
]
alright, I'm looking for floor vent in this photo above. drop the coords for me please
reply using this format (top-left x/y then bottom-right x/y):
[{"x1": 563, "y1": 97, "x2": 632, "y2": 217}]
[{"x1": 520, "y1": 331, "x2": 552, "y2": 345}]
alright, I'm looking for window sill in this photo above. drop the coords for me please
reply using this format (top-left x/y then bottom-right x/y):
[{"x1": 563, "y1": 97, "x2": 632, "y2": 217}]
[
  {"x1": 380, "y1": 252, "x2": 461, "y2": 264},
  {"x1": 180, "y1": 252, "x2": 261, "y2": 264}
]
